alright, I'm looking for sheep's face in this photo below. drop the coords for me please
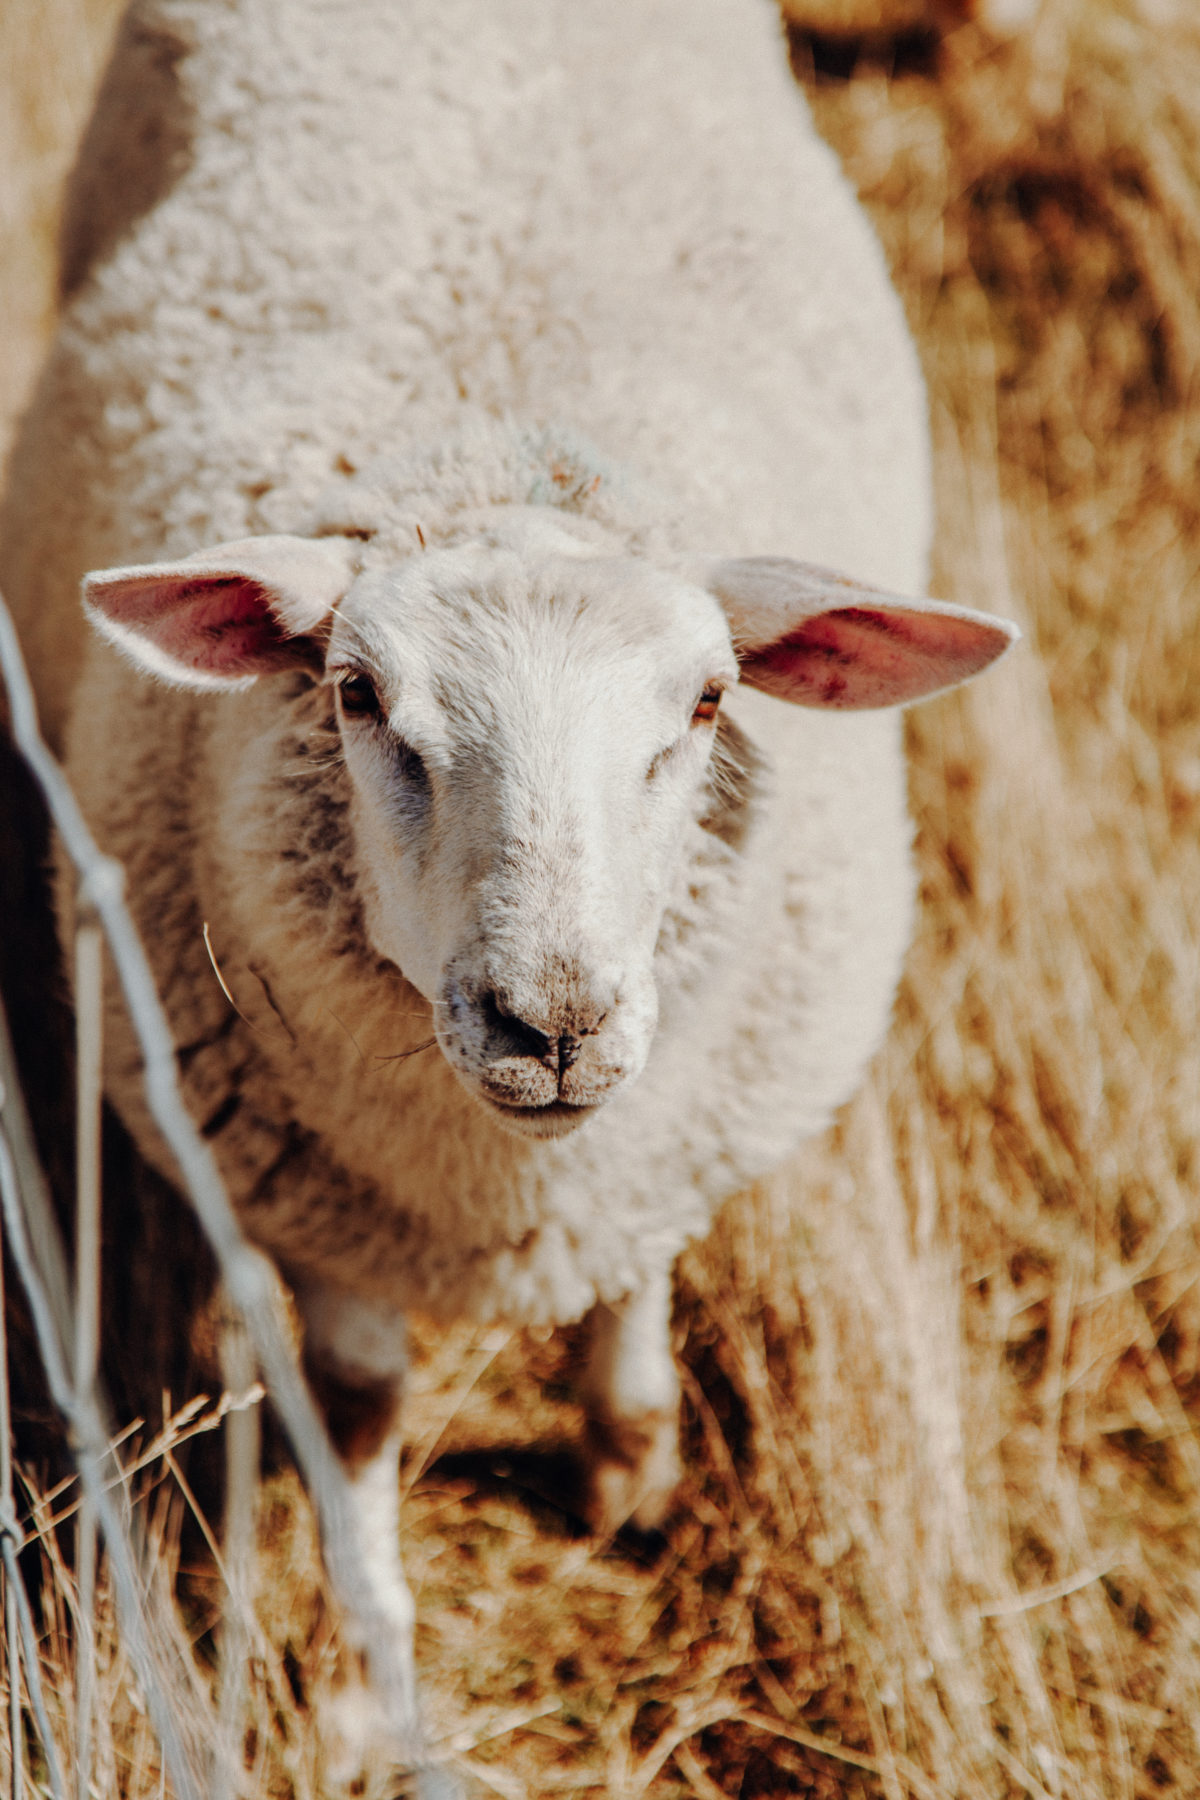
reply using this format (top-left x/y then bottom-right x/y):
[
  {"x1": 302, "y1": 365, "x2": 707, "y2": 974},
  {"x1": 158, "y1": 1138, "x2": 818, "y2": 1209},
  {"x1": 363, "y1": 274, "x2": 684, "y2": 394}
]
[
  {"x1": 328, "y1": 537, "x2": 738, "y2": 1138},
  {"x1": 82, "y1": 522, "x2": 1016, "y2": 1141}
]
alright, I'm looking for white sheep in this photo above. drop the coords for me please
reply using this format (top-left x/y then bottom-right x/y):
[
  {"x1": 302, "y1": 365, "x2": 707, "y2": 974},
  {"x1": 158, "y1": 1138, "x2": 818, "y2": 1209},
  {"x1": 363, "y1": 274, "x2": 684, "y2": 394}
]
[{"x1": 0, "y1": 0, "x2": 1016, "y2": 1781}]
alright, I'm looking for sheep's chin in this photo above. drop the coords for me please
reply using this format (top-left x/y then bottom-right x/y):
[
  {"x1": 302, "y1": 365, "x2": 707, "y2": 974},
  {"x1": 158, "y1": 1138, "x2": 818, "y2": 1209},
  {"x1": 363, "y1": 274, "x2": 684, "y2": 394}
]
[{"x1": 479, "y1": 1095, "x2": 603, "y2": 1140}]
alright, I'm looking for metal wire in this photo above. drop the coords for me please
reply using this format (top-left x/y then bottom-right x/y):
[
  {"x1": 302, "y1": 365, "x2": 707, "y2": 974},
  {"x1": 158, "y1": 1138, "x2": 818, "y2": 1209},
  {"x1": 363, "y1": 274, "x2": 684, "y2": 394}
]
[
  {"x1": 4, "y1": 1569, "x2": 20, "y2": 1800},
  {"x1": 0, "y1": 1527, "x2": 67, "y2": 1800},
  {"x1": 0, "y1": 1188, "x2": 25, "y2": 1800},
  {"x1": 0, "y1": 1084, "x2": 66, "y2": 1800},
  {"x1": 216, "y1": 1307, "x2": 260, "y2": 1800},
  {"x1": 0, "y1": 587, "x2": 456, "y2": 1795},
  {"x1": 0, "y1": 1114, "x2": 205, "y2": 1800},
  {"x1": 72, "y1": 912, "x2": 104, "y2": 1800}
]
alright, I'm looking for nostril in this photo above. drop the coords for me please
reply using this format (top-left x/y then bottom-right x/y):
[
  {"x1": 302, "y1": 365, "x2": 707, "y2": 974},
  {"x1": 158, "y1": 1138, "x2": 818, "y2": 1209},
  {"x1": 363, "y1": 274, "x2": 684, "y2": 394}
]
[{"x1": 480, "y1": 990, "x2": 555, "y2": 1064}]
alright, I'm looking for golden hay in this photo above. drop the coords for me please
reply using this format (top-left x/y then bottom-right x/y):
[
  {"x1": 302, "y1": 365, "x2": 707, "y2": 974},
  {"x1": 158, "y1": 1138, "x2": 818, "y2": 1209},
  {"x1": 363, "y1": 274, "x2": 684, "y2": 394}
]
[{"x1": 4, "y1": 1, "x2": 1200, "y2": 1794}]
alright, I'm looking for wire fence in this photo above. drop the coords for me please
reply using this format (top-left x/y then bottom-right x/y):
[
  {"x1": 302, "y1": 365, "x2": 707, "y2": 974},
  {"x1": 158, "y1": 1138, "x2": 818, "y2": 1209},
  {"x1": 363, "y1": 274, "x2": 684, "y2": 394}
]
[{"x1": 0, "y1": 590, "x2": 456, "y2": 1800}]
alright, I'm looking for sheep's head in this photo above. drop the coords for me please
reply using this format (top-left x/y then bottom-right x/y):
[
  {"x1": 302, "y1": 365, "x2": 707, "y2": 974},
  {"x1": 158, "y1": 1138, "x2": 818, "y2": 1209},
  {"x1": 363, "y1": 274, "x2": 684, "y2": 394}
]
[{"x1": 83, "y1": 517, "x2": 1017, "y2": 1139}]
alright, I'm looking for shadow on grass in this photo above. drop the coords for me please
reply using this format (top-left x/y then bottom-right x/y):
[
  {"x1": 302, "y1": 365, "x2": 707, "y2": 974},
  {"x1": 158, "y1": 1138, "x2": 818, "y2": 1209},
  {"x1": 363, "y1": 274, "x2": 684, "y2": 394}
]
[{"x1": 423, "y1": 1443, "x2": 669, "y2": 1563}]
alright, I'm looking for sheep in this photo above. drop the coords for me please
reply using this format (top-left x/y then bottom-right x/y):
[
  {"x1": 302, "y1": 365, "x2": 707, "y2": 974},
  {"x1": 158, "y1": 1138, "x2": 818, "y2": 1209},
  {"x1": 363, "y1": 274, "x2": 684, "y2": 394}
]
[{"x1": 0, "y1": 0, "x2": 1017, "y2": 1781}]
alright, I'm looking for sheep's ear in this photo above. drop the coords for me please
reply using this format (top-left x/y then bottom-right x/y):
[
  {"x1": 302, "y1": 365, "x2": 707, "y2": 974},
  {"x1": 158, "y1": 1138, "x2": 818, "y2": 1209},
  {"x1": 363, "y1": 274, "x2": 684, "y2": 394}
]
[
  {"x1": 699, "y1": 557, "x2": 1019, "y2": 710},
  {"x1": 82, "y1": 534, "x2": 359, "y2": 691}
]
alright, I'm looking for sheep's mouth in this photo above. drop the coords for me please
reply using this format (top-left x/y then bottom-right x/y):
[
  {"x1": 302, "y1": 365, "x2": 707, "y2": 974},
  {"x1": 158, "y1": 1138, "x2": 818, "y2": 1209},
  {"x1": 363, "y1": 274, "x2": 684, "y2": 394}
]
[{"x1": 483, "y1": 1095, "x2": 600, "y2": 1138}]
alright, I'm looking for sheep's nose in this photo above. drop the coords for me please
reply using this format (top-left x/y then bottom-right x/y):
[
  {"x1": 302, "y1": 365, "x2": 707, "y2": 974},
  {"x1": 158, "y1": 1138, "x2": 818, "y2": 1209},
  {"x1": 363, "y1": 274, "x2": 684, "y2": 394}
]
[{"x1": 480, "y1": 990, "x2": 592, "y2": 1076}]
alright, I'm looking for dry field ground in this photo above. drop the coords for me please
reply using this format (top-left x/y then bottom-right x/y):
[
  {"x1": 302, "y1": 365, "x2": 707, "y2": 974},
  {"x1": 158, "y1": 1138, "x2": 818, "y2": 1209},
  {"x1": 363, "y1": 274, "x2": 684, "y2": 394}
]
[{"x1": 4, "y1": 0, "x2": 1200, "y2": 1795}]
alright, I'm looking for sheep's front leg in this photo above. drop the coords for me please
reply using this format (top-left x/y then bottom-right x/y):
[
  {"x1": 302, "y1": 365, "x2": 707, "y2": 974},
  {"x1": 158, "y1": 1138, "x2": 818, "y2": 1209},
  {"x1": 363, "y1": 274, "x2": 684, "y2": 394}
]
[
  {"x1": 579, "y1": 1269, "x2": 682, "y2": 1534},
  {"x1": 291, "y1": 1278, "x2": 416, "y2": 1778}
]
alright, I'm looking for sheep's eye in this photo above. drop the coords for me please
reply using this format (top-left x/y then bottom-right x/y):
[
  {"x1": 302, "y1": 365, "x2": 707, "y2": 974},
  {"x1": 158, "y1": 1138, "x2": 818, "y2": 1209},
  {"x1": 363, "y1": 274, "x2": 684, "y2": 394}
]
[
  {"x1": 692, "y1": 683, "x2": 723, "y2": 726},
  {"x1": 337, "y1": 673, "x2": 383, "y2": 720}
]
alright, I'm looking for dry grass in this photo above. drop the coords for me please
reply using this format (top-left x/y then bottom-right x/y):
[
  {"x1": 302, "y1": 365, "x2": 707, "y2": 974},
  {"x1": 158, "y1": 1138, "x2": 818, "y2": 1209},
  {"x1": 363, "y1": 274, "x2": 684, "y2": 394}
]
[
  {"x1": 0, "y1": 0, "x2": 118, "y2": 442},
  {"x1": 6, "y1": 0, "x2": 1200, "y2": 1794}
]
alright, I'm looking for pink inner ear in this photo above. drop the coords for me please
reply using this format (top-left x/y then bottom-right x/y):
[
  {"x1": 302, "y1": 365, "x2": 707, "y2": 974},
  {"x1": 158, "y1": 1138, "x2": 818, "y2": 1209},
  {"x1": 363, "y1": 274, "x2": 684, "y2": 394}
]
[
  {"x1": 101, "y1": 574, "x2": 298, "y2": 679},
  {"x1": 740, "y1": 605, "x2": 1014, "y2": 710}
]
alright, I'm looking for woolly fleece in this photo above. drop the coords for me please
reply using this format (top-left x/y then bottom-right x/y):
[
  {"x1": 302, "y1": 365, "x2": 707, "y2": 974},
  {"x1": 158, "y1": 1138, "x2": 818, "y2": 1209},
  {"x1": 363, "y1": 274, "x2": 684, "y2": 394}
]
[{"x1": 1, "y1": 0, "x2": 933, "y2": 1324}]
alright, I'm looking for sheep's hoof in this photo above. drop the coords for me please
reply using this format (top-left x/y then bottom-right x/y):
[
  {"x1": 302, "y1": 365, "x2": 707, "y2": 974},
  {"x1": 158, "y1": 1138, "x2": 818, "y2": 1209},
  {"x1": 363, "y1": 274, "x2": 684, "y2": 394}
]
[
  {"x1": 582, "y1": 1408, "x2": 681, "y2": 1536},
  {"x1": 319, "y1": 1668, "x2": 403, "y2": 1791},
  {"x1": 319, "y1": 1663, "x2": 470, "y2": 1800}
]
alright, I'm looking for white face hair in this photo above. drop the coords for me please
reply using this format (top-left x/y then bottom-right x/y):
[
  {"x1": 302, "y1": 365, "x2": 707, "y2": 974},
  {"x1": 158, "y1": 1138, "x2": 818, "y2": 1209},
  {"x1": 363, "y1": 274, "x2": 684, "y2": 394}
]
[
  {"x1": 82, "y1": 521, "x2": 1018, "y2": 1139},
  {"x1": 326, "y1": 539, "x2": 738, "y2": 1135}
]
